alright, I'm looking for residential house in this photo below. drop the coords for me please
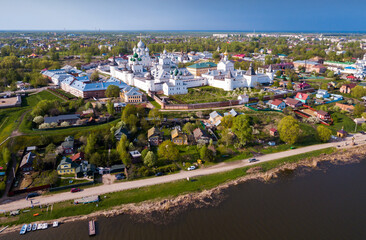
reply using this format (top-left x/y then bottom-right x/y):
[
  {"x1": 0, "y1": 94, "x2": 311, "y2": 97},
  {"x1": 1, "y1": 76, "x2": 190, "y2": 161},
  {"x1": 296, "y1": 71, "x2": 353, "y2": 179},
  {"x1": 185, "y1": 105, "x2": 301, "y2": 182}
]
[
  {"x1": 19, "y1": 152, "x2": 35, "y2": 173},
  {"x1": 120, "y1": 86, "x2": 143, "y2": 103},
  {"x1": 354, "y1": 118, "x2": 365, "y2": 125},
  {"x1": 294, "y1": 92, "x2": 311, "y2": 104},
  {"x1": 209, "y1": 111, "x2": 223, "y2": 126},
  {"x1": 110, "y1": 164, "x2": 126, "y2": 174},
  {"x1": 224, "y1": 109, "x2": 238, "y2": 117},
  {"x1": 268, "y1": 99, "x2": 286, "y2": 110},
  {"x1": 113, "y1": 102, "x2": 126, "y2": 113},
  {"x1": 316, "y1": 89, "x2": 330, "y2": 99},
  {"x1": 362, "y1": 96, "x2": 366, "y2": 104},
  {"x1": 171, "y1": 128, "x2": 188, "y2": 145},
  {"x1": 337, "y1": 129, "x2": 348, "y2": 138},
  {"x1": 284, "y1": 98, "x2": 303, "y2": 108},
  {"x1": 335, "y1": 103, "x2": 354, "y2": 112},
  {"x1": 76, "y1": 162, "x2": 96, "y2": 178},
  {"x1": 129, "y1": 150, "x2": 142, "y2": 164},
  {"x1": 57, "y1": 157, "x2": 78, "y2": 175},
  {"x1": 70, "y1": 152, "x2": 85, "y2": 163},
  {"x1": 114, "y1": 127, "x2": 130, "y2": 141},
  {"x1": 269, "y1": 128, "x2": 278, "y2": 137},
  {"x1": 316, "y1": 110, "x2": 331, "y2": 122},
  {"x1": 44, "y1": 114, "x2": 80, "y2": 125},
  {"x1": 147, "y1": 127, "x2": 163, "y2": 146},
  {"x1": 340, "y1": 84, "x2": 357, "y2": 94},
  {"x1": 61, "y1": 136, "x2": 74, "y2": 155},
  {"x1": 294, "y1": 82, "x2": 311, "y2": 91},
  {"x1": 193, "y1": 128, "x2": 211, "y2": 145},
  {"x1": 238, "y1": 94, "x2": 249, "y2": 104}
]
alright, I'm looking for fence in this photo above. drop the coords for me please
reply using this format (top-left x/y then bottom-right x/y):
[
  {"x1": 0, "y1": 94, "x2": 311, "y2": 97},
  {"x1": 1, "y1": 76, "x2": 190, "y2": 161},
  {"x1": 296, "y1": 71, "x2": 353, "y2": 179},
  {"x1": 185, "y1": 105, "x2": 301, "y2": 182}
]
[
  {"x1": 49, "y1": 180, "x2": 95, "y2": 192},
  {"x1": 8, "y1": 184, "x2": 51, "y2": 197}
]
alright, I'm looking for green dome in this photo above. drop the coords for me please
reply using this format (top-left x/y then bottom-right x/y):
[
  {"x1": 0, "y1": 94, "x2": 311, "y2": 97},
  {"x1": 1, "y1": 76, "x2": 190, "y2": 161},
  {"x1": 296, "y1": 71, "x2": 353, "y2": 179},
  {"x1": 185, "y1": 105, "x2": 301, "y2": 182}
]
[
  {"x1": 133, "y1": 53, "x2": 138, "y2": 58},
  {"x1": 130, "y1": 57, "x2": 134, "y2": 61},
  {"x1": 137, "y1": 58, "x2": 142, "y2": 61},
  {"x1": 174, "y1": 69, "x2": 179, "y2": 76}
]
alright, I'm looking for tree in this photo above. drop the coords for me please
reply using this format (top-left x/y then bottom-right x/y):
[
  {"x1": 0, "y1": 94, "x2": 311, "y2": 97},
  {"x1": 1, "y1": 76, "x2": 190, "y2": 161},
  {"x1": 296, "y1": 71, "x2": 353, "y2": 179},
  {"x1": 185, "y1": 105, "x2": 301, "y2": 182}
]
[
  {"x1": 354, "y1": 104, "x2": 365, "y2": 117},
  {"x1": 90, "y1": 70, "x2": 99, "y2": 81},
  {"x1": 317, "y1": 125, "x2": 332, "y2": 143},
  {"x1": 182, "y1": 122, "x2": 195, "y2": 134},
  {"x1": 232, "y1": 115, "x2": 252, "y2": 146},
  {"x1": 60, "y1": 121, "x2": 70, "y2": 127},
  {"x1": 278, "y1": 116, "x2": 300, "y2": 145},
  {"x1": 275, "y1": 70, "x2": 282, "y2": 77},
  {"x1": 89, "y1": 152, "x2": 103, "y2": 166},
  {"x1": 144, "y1": 151, "x2": 157, "y2": 167},
  {"x1": 105, "y1": 85, "x2": 120, "y2": 98},
  {"x1": 287, "y1": 81, "x2": 293, "y2": 90},
  {"x1": 106, "y1": 101, "x2": 115, "y2": 115},
  {"x1": 148, "y1": 108, "x2": 161, "y2": 125},
  {"x1": 212, "y1": 52, "x2": 221, "y2": 62},
  {"x1": 39, "y1": 123, "x2": 51, "y2": 129},
  {"x1": 273, "y1": 80, "x2": 279, "y2": 87},
  {"x1": 85, "y1": 133, "x2": 97, "y2": 155},
  {"x1": 220, "y1": 129, "x2": 234, "y2": 146},
  {"x1": 2, "y1": 148, "x2": 10, "y2": 165},
  {"x1": 200, "y1": 145, "x2": 215, "y2": 162},
  {"x1": 85, "y1": 102, "x2": 92, "y2": 109},
  {"x1": 122, "y1": 104, "x2": 137, "y2": 122},
  {"x1": 351, "y1": 86, "x2": 366, "y2": 98},
  {"x1": 327, "y1": 71, "x2": 334, "y2": 78},
  {"x1": 158, "y1": 140, "x2": 179, "y2": 161},
  {"x1": 45, "y1": 143, "x2": 56, "y2": 153},
  {"x1": 116, "y1": 135, "x2": 130, "y2": 166},
  {"x1": 221, "y1": 115, "x2": 234, "y2": 129},
  {"x1": 362, "y1": 123, "x2": 366, "y2": 131},
  {"x1": 33, "y1": 116, "x2": 44, "y2": 124}
]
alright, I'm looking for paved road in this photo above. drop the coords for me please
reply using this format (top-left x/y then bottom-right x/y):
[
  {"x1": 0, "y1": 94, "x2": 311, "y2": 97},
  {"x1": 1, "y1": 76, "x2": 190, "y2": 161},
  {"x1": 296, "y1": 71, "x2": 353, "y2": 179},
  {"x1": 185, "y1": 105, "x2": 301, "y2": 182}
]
[{"x1": 1, "y1": 134, "x2": 365, "y2": 212}]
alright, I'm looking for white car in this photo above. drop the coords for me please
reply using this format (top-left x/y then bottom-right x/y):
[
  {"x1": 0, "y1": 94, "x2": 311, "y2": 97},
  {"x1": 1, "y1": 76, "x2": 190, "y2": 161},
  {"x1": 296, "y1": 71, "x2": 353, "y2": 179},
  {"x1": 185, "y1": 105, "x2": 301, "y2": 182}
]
[{"x1": 187, "y1": 166, "x2": 196, "y2": 171}]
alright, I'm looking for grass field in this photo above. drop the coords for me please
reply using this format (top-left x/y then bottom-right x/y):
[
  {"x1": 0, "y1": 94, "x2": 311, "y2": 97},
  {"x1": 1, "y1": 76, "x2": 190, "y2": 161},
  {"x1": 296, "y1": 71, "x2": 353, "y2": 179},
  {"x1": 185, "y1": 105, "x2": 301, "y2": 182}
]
[
  {"x1": 0, "y1": 147, "x2": 336, "y2": 226},
  {"x1": 172, "y1": 86, "x2": 237, "y2": 104}
]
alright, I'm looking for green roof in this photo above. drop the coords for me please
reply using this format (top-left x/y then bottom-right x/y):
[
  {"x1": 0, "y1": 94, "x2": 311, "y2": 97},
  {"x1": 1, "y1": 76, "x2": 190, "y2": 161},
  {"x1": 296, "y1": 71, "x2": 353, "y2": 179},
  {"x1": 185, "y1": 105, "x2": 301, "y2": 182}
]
[
  {"x1": 324, "y1": 61, "x2": 353, "y2": 65},
  {"x1": 187, "y1": 62, "x2": 217, "y2": 69}
]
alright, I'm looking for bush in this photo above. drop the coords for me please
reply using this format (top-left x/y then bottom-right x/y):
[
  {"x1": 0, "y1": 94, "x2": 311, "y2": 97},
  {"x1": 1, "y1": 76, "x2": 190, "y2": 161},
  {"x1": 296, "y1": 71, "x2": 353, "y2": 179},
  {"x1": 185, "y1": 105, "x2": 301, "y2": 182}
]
[{"x1": 155, "y1": 164, "x2": 179, "y2": 174}]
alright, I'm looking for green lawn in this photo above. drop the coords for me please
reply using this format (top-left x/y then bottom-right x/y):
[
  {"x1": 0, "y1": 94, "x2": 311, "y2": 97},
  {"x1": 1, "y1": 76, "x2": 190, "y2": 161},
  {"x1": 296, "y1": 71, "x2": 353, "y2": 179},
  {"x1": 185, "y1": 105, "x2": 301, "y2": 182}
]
[
  {"x1": 328, "y1": 112, "x2": 360, "y2": 133},
  {"x1": 172, "y1": 86, "x2": 237, "y2": 104},
  {"x1": 22, "y1": 90, "x2": 65, "y2": 107},
  {"x1": 0, "y1": 147, "x2": 336, "y2": 226}
]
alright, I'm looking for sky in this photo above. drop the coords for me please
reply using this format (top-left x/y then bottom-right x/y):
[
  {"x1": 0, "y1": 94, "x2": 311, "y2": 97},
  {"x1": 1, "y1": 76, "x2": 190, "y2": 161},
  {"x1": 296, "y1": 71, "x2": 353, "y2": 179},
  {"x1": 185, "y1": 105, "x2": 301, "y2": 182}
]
[{"x1": 0, "y1": 0, "x2": 365, "y2": 32}]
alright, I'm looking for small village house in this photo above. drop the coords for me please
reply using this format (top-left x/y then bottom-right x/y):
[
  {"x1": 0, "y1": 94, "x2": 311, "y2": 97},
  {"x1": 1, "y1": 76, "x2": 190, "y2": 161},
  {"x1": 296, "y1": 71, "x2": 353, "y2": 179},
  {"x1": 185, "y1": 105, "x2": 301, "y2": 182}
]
[
  {"x1": 61, "y1": 136, "x2": 75, "y2": 155},
  {"x1": 19, "y1": 152, "x2": 35, "y2": 173},
  {"x1": 340, "y1": 84, "x2": 357, "y2": 94},
  {"x1": 335, "y1": 102, "x2": 354, "y2": 112},
  {"x1": 284, "y1": 98, "x2": 303, "y2": 108},
  {"x1": 209, "y1": 111, "x2": 223, "y2": 126},
  {"x1": 193, "y1": 128, "x2": 211, "y2": 145},
  {"x1": 316, "y1": 110, "x2": 331, "y2": 122},
  {"x1": 57, "y1": 157, "x2": 78, "y2": 175},
  {"x1": 147, "y1": 127, "x2": 163, "y2": 146},
  {"x1": 268, "y1": 99, "x2": 286, "y2": 110},
  {"x1": 294, "y1": 92, "x2": 311, "y2": 104},
  {"x1": 269, "y1": 128, "x2": 278, "y2": 137},
  {"x1": 337, "y1": 129, "x2": 348, "y2": 138},
  {"x1": 171, "y1": 128, "x2": 188, "y2": 145}
]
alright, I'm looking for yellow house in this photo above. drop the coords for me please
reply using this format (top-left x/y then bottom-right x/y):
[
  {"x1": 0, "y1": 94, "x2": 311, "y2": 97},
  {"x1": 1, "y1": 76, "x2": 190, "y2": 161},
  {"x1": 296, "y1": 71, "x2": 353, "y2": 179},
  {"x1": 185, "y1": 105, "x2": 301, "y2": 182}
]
[
  {"x1": 171, "y1": 128, "x2": 188, "y2": 145},
  {"x1": 57, "y1": 157, "x2": 78, "y2": 175},
  {"x1": 120, "y1": 86, "x2": 143, "y2": 103}
]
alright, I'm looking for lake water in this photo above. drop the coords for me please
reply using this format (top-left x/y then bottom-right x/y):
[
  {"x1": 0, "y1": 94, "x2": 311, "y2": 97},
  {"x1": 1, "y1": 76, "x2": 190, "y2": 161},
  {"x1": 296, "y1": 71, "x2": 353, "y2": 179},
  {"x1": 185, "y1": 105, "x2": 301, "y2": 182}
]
[{"x1": 4, "y1": 159, "x2": 366, "y2": 240}]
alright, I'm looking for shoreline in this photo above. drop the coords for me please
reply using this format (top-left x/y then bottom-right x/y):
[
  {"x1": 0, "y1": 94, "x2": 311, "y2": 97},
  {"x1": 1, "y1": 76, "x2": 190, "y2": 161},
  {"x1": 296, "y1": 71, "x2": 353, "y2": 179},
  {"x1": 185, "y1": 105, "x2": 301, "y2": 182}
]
[{"x1": 2, "y1": 145, "x2": 366, "y2": 234}]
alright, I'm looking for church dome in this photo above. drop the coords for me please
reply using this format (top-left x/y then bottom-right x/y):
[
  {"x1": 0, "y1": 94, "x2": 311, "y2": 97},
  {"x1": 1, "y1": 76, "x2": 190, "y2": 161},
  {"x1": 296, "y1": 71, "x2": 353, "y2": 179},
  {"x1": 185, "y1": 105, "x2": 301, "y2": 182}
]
[
  {"x1": 133, "y1": 53, "x2": 138, "y2": 58},
  {"x1": 137, "y1": 40, "x2": 145, "y2": 48}
]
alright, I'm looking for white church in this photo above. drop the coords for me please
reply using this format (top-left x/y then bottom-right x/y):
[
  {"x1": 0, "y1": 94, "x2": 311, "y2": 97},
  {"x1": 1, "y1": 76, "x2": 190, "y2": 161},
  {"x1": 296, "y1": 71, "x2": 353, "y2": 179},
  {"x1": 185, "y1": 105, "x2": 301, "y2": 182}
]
[{"x1": 110, "y1": 40, "x2": 274, "y2": 96}]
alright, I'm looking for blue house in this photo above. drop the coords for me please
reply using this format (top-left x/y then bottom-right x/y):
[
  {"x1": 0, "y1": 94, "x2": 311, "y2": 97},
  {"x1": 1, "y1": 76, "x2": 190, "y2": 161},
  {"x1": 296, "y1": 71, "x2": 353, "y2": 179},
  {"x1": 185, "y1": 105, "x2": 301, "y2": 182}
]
[
  {"x1": 268, "y1": 99, "x2": 287, "y2": 110},
  {"x1": 316, "y1": 89, "x2": 330, "y2": 99}
]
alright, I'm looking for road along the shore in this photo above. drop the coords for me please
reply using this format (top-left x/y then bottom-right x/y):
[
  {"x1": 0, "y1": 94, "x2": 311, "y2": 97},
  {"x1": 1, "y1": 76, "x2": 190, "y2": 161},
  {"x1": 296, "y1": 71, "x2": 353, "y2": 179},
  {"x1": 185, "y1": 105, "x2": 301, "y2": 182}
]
[{"x1": 1, "y1": 134, "x2": 365, "y2": 212}]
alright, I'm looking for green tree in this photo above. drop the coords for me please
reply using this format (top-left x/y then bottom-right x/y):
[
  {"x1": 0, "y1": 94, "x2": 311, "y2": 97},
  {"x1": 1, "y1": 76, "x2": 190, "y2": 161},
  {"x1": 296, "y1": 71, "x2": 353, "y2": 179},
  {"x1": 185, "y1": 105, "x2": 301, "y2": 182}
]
[
  {"x1": 144, "y1": 151, "x2": 157, "y2": 167},
  {"x1": 354, "y1": 104, "x2": 365, "y2": 117},
  {"x1": 33, "y1": 116, "x2": 44, "y2": 124},
  {"x1": 232, "y1": 115, "x2": 252, "y2": 146},
  {"x1": 121, "y1": 104, "x2": 137, "y2": 122},
  {"x1": 158, "y1": 140, "x2": 179, "y2": 161},
  {"x1": 351, "y1": 86, "x2": 366, "y2": 98},
  {"x1": 85, "y1": 133, "x2": 97, "y2": 155},
  {"x1": 327, "y1": 71, "x2": 334, "y2": 78},
  {"x1": 106, "y1": 101, "x2": 115, "y2": 115},
  {"x1": 182, "y1": 122, "x2": 195, "y2": 134},
  {"x1": 85, "y1": 102, "x2": 92, "y2": 109},
  {"x1": 2, "y1": 148, "x2": 11, "y2": 165},
  {"x1": 90, "y1": 70, "x2": 99, "y2": 81},
  {"x1": 200, "y1": 145, "x2": 215, "y2": 162},
  {"x1": 278, "y1": 116, "x2": 300, "y2": 145},
  {"x1": 89, "y1": 152, "x2": 103, "y2": 166},
  {"x1": 317, "y1": 125, "x2": 332, "y2": 143},
  {"x1": 116, "y1": 134, "x2": 131, "y2": 166},
  {"x1": 287, "y1": 81, "x2": 293, "y2": 90},
  {"x1": 275, "y1": 70, "x2": 282, "y2": 77},
  {"x1": 45, "y1": 143, "x2": 56, "y2": 153},
  {"x1": 212, "y1": 52, "x2": 221, "y2": 62},
  {"x1": 105, "y1": 85, "x2": 120, "y2": 98},
  {"x1": 148, "y1": 108, "x2": 161, "y2": 125},
  {"x1": 221, "y1": 115, "x2": 234, "y2": 129}
]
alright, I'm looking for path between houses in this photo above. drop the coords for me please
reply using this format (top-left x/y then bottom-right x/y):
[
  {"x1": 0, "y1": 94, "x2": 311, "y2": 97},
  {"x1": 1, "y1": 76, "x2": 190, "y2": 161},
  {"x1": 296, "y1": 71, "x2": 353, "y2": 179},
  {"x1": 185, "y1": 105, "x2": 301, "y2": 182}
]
[{"x1": 1, "y1": 133, "x2": 366, "y2": 212}]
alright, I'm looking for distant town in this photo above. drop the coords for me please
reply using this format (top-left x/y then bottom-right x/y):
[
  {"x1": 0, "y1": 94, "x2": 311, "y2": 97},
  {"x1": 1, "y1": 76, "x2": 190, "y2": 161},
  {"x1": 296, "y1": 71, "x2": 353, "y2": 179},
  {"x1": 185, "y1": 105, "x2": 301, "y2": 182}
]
[{"x1": 0, "y1": 31, "x2": 366, "y2": 230}]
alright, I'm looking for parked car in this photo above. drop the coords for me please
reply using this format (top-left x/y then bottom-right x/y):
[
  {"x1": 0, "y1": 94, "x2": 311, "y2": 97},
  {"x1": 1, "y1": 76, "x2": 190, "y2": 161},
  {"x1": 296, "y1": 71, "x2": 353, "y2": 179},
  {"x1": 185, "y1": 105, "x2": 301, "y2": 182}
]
[
  {"x1": 187, "y1": 166, "x2": 196, "y2": 171},
  {"x1": 115, "y1": 174, "x2": 125, "y2": 180},
  {"x1": 155, "y1": 172, "x2": 163, "y2": 177},
  {"x1": 70, "y1": 188, "x2": 81, "y2": 193},
  {"x1": 248, "y1": 158, "x2": 258, "y2": 163},
  {"x1": 26, "y1": 192, "x2": 39, "y2": 200},
  {"x1": 359, "y1": 131, "x2": 365, "y2": 135}
]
